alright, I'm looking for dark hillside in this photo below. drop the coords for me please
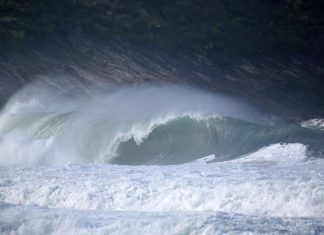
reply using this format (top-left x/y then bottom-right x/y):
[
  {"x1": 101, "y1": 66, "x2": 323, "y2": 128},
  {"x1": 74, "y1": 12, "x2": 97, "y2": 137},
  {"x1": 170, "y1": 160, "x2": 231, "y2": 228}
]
[
  {"x1": 0, "y1": 34, "x2": 323, "y2": 121},
  {"x1": 1, "y1": 0, "x2": 324, "y2": 55}
]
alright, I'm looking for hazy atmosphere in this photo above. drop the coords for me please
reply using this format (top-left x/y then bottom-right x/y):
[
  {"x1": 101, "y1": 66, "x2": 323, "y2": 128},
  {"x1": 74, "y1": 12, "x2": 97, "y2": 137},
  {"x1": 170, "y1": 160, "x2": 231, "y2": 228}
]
[{"x1": 0, "y1": 1, "x2": 324, "y2": 234}]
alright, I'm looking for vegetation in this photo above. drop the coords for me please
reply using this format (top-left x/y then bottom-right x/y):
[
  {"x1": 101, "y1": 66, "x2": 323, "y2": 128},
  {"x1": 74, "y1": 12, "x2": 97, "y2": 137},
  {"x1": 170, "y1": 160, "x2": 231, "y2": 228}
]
[{"x1": 1, "y1": 0, "x2": 323, "y2": 55}]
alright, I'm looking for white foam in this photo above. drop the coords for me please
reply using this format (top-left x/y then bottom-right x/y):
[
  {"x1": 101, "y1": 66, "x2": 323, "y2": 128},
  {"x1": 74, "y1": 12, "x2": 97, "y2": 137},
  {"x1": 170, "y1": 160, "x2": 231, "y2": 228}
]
[
  {"x1": 1, "y1": 203, "x2": 322, "y2": 235},
  {"x1": 194, "y1": 154, "x2": 216, "y2": 163},
  {"x1": 0, "y1": 144, "x2": 323, "y2": 218},
  {"x1": 0, "y1": 131, "x2": 53, "y2": 166},
  {"x1": 301, "y1": 118, "x2": 324, "y2": 130},
  {"x1": 234, "y1": 143, "x2": 308, "y2": 164}
]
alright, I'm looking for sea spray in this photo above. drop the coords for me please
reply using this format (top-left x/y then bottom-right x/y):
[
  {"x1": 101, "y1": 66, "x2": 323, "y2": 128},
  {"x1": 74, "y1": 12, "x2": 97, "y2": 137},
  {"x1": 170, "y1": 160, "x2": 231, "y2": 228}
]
[{"x1": 0, "y1": 85, "x2": 270, "y2": 165}]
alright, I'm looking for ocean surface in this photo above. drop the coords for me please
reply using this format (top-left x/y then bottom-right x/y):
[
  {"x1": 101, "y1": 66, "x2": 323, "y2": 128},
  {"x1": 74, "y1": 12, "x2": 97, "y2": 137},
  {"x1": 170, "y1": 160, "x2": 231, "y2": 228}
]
[{"x1": 0, "y1": 85, "x2": 323, "y2": 234}]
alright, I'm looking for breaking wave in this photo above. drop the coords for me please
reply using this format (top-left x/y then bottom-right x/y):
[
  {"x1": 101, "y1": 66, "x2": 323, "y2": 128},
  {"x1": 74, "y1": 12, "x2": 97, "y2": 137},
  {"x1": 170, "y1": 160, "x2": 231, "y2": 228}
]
[
  {"x1": 1, "y1": 84, "x2": 324, "y2": 235},
  {"x1": 0, "y1": 85, "x2": 323, "y2": 166}
]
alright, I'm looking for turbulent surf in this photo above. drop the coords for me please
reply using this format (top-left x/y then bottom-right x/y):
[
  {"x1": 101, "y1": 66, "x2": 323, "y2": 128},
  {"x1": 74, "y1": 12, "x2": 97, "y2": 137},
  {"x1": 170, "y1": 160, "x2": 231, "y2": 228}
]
[{"x1": 0, "y1": 85, "x2": 323, "y2": 234}]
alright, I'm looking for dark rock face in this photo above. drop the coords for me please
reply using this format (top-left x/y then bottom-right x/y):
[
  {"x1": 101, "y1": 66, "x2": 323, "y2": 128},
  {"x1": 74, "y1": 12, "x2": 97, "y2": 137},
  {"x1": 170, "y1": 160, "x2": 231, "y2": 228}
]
[{"x1": 0, "y1": 35, "x2": 323, "y2": 121}]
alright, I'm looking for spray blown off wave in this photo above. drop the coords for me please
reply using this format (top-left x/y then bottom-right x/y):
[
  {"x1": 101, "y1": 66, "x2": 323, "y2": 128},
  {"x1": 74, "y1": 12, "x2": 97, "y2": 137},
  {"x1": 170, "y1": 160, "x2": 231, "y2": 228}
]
[{"x1": 0, "y1": 85, "x2": 323, "y2": 166}]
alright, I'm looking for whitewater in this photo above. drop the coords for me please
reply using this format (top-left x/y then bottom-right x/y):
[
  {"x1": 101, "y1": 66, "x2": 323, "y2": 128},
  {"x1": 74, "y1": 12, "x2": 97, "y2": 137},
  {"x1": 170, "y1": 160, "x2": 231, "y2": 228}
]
[{"x1": 0, "y1": 85, "x2": 323, "y2": 234}]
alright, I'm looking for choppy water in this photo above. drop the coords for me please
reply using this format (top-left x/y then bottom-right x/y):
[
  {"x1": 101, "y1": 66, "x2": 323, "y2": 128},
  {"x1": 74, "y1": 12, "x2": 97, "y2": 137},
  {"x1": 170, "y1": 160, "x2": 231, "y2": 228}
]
[{"x1": 0, "y1": 85, "x2": 323, "y2": 234}]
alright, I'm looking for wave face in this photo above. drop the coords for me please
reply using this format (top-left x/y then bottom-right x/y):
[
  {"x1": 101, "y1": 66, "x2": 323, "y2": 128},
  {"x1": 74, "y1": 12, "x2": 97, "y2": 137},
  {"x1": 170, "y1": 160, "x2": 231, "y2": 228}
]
[{"x1": 0, "y1": 85, "x2": 323, "y2": 166}]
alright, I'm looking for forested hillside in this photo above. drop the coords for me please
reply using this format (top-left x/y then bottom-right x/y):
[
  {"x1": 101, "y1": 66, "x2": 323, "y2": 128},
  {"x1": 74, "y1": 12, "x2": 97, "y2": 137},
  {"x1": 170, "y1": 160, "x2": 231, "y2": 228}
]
[{"x1": 1, "y1": 0, "x2": 323, "y2": 55}]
